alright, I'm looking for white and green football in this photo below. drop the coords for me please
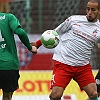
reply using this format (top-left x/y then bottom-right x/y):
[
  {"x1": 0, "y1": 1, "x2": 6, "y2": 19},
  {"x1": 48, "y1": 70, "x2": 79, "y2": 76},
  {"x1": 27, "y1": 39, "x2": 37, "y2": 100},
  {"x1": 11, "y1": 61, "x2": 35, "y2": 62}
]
[{"x1": 41, "y1": 30, "x2": 59, "y2": 49}]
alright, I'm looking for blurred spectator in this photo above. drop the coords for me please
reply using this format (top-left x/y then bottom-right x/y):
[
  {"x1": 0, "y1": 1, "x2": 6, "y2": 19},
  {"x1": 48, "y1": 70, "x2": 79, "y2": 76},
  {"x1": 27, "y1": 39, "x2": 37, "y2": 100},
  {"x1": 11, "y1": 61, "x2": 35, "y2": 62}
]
[{"x1": 0, "y1": 0, "x2": 12, "y2": 12}]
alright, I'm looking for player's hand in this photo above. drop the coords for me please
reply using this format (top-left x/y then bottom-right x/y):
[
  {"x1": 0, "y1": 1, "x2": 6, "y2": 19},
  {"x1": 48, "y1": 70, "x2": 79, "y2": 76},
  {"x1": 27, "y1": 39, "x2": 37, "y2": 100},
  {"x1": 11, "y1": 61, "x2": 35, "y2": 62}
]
[
  {"x1": 30, "y1": 46, "x2": 37, "y2": 54},
  {"x1": 30, "y1": 42, "x2": 38, "y2": 48},
  {"x1": 30, "y1": 40, "x2": 42, "y2": 49}
]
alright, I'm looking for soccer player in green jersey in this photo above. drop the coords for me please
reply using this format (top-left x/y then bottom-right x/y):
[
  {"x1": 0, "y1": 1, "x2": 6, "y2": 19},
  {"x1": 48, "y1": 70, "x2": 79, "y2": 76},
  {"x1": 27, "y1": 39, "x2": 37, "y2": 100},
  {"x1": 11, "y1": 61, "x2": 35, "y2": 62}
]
[{"x1": 0, "y1": 12, "x2": 37, "y2": 100}]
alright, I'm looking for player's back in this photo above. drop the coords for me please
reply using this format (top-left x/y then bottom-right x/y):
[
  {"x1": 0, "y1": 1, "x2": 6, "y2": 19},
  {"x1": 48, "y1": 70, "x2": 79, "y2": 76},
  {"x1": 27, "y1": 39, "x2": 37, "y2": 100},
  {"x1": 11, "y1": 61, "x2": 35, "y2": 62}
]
[{"x1": 0, "y1": 12, "x2": 20, "y2": 70}]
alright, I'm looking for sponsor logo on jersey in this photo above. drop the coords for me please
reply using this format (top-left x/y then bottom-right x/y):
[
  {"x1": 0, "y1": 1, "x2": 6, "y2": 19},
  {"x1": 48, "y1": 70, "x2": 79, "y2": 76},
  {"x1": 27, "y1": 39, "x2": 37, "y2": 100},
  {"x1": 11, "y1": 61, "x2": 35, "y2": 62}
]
[
  {"x1": 93, "y1": 29, "x2": 97, "y2": 36},
  {"x1": 0, "y1": 15, "x2": 5, "y2": 20},
  {"x1": 73, "y1": 29, "x2": 95, "y2": 42}
]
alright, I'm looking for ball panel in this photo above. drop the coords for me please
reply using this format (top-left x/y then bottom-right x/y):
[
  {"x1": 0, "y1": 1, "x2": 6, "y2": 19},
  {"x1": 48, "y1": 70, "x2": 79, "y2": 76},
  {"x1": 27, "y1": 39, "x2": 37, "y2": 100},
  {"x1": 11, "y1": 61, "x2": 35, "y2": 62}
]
[
  {"x1": 52, "y1": 30, "x2": 59, "y2": 36},
  {"x1": 41, "y1": 36, "x2": 55, "y2": 46}
]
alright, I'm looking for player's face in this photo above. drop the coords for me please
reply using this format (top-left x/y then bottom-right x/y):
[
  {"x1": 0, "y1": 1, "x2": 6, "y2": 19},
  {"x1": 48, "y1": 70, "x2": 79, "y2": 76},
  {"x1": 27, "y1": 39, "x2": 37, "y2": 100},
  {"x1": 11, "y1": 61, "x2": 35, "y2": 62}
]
[{"x1": 86, "y1": 2, "x2": 100, "y2": 22}]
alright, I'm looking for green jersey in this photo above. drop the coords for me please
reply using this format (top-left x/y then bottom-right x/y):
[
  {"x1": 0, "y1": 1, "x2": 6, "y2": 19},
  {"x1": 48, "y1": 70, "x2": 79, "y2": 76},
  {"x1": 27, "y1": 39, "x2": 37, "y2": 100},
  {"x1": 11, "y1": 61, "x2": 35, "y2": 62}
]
[{"x1": 0, "y1": 12, "x2": 21, "y2": 70}]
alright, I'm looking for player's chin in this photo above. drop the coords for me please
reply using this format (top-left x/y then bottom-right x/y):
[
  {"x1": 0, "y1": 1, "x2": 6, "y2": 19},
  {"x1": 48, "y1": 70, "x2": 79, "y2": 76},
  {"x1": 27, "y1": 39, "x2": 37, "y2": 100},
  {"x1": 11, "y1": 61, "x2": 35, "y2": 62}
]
[{"x1": 87, "y1": 17, "x2": 94, "y2": 22}]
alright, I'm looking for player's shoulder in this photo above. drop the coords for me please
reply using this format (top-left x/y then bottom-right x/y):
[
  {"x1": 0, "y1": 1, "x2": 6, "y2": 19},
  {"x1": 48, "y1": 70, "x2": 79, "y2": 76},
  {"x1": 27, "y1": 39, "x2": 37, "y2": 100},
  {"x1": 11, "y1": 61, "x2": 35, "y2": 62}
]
[
  {"x1": 0, "y1": 12, "x2": 15, "y2": 18},
  {"x1": 6, "y1": 13, "x2": 15, "y2": 17},
  {"x1": 70, "y1": 15, "x2": 86, "y2": 20}
]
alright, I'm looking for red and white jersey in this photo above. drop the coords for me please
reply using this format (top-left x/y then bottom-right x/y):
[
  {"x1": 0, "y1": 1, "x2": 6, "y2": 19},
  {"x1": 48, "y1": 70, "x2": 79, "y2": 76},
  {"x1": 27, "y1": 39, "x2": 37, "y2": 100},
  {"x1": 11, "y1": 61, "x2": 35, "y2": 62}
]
[{"x1": 53, "y1": 15, "x2": 100, "y2": 66}]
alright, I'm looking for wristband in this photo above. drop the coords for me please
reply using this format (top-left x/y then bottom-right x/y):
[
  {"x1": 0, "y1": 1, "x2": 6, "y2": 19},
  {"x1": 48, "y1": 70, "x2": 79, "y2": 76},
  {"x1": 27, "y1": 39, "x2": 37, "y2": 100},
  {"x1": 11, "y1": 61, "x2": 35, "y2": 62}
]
[{"x1": 36, "y1": 39, "x2": 42, "y2": 48}]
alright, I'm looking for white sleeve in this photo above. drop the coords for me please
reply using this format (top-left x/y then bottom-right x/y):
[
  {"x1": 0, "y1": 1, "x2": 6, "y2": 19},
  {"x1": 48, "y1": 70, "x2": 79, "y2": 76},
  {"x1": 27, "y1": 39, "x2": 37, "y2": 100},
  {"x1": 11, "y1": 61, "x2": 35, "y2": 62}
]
[{"x1": 54, "y1": 16, "x2": 72, "y2": 34}]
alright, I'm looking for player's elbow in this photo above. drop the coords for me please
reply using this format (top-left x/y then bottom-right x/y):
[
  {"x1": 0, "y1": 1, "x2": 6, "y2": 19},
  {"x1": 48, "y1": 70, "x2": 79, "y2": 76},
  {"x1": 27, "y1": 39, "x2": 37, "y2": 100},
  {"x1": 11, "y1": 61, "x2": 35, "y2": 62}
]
[{"x1": 15, "y1": 27, "x2": 25, "y2": 36}]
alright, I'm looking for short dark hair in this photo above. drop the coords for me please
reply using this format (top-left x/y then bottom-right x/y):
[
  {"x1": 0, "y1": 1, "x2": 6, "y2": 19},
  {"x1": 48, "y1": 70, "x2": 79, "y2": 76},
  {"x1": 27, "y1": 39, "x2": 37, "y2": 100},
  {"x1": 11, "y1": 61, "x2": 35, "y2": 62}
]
[{"x1": 87, "y1": 0, "x2": 100, "y2": 9}]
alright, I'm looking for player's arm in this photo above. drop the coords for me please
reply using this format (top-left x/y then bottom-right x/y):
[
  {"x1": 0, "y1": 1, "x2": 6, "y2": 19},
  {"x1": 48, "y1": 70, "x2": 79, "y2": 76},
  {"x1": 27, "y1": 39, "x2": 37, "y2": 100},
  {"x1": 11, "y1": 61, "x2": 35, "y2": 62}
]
[
  {"x1": 54, "y1": 21, "x2": 67, "y2": 33},
  {"x1": 54, "y1": 16, "x2": 72, "y2": 34},
  {"x1": 15, "y1": 27, "x2": 37, "y2": 53}
]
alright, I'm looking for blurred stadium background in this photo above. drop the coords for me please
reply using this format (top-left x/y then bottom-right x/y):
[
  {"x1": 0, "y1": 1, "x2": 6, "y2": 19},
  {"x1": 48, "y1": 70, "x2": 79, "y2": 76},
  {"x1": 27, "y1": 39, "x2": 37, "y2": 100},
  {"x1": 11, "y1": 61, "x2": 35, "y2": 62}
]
[{"x1": 0, "y1": 0, "x2": 100, "y2": 100}]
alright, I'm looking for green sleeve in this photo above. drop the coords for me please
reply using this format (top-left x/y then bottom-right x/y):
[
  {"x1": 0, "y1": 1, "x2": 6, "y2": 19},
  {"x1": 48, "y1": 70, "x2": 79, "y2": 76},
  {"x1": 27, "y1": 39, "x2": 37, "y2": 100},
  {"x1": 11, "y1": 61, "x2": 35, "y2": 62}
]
[{"x1": 15, "y1": 27, "x2": 32, "y2": 51}]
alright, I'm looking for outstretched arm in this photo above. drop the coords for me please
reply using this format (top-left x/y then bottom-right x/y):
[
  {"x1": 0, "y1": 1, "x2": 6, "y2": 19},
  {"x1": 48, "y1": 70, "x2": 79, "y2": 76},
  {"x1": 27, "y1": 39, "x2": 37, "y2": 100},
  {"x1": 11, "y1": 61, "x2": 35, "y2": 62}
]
[{"x1": 15, "y1": 27, "x2": 37, "y2": 53}]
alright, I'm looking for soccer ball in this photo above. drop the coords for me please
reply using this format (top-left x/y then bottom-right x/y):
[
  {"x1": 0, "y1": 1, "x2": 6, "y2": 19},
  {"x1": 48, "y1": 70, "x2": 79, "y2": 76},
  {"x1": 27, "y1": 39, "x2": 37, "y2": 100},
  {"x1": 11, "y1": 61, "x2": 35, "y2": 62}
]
[{"x1": 41, "y1": 30, "x2": 59, "y2": 49}]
